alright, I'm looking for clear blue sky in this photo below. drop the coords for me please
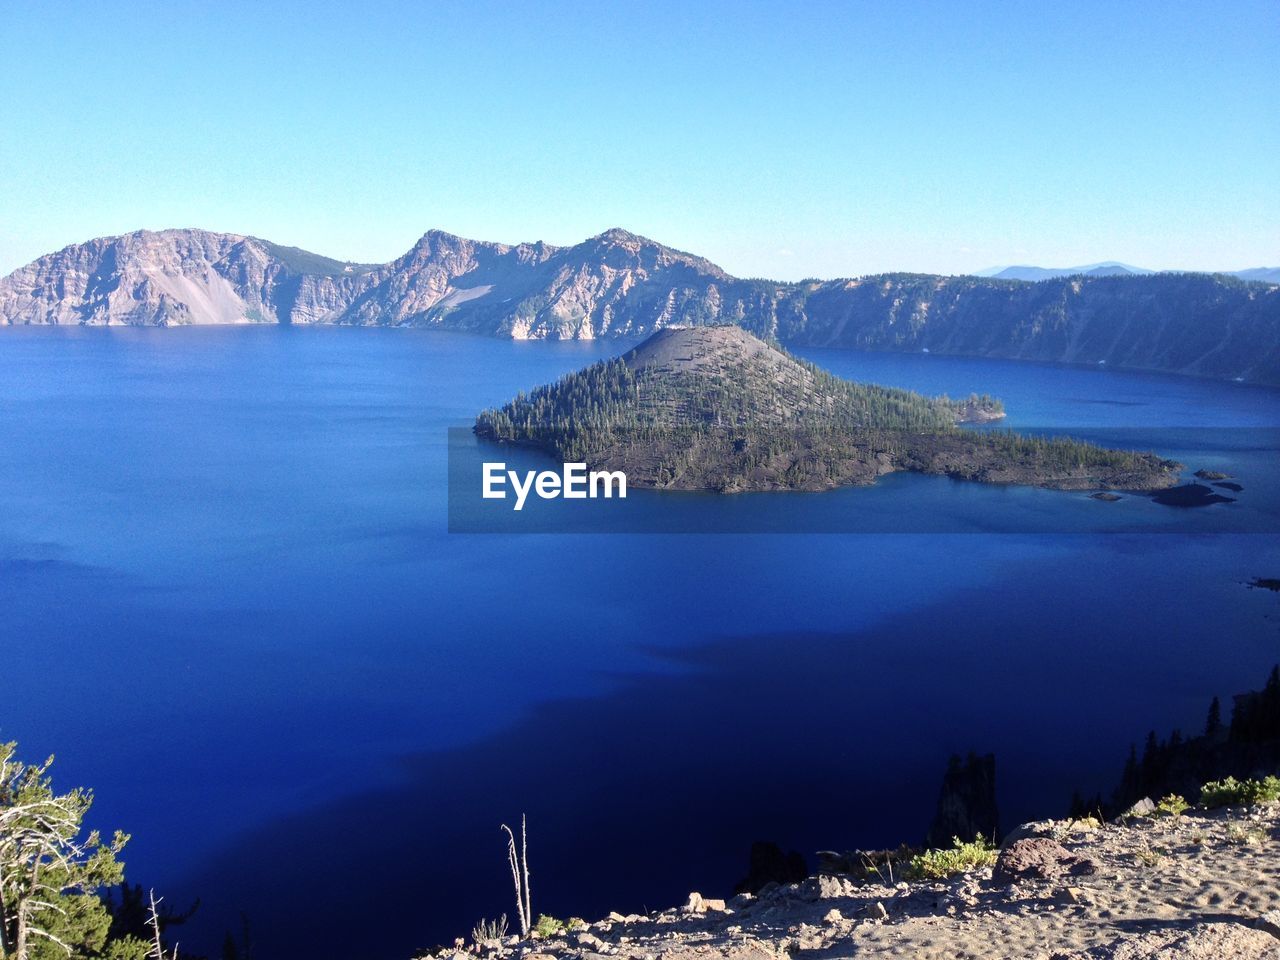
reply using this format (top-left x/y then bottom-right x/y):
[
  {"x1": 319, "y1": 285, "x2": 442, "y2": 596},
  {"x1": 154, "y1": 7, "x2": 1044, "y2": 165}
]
[{"x1": 1, "y1": 0, "x2": 1276, "y2": 279}]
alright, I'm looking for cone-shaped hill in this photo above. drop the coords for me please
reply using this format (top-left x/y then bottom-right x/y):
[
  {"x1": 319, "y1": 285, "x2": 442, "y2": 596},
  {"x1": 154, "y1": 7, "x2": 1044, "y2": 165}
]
[{"x1": 475, "y1": 326, "x2": 1181, "y2": 493}]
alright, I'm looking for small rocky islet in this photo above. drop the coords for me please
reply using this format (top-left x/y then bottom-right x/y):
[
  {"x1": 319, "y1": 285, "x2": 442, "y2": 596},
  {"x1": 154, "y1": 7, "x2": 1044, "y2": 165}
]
[
  {"x1": 1151, "y1": 483, "x2": 1239, "y2": 507},
  {"x1": 476, "y1": 326, "x2": 1183, "y2": 497}
]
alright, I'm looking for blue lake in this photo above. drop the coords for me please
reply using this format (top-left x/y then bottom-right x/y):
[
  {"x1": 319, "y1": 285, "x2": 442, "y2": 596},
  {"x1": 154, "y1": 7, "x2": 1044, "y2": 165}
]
[{"x1": 2, "y1": 325, "x2": 1279, "y2": 958}]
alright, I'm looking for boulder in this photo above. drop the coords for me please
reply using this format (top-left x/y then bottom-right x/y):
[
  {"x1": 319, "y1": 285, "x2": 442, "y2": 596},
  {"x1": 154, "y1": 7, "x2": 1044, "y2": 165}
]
[
  {"x1": 993, "y1": 837, "x2": 1098, "y2": 883},
  {"x1": 1002, "y1": 820, "x2": 1056, "y2": 846},
  {"x1": 799, "y1": 874, "x2": 855, "y2": 901},
  {"x1": 1121, "y1": 798, "x2": 1156, "y2": 819},
  {"x1": 754, "y1": 881, "x2": 781, "y2": 900},
  {"x1": 573, "y1": 932, "x2": 606, "y2": 951},
  {"x1": 1060, "y1": 886, "x2": 1094, "y2": 906},
  {"x1": 861, "y1": 902, "x2": 889, "y2": 921}
]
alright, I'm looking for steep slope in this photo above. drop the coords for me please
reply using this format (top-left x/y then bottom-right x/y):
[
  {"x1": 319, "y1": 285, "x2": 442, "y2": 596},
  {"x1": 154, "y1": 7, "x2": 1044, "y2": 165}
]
[
  {"x1": 475, "y1": 326, "x2": 1178, "y2": 493},
  {"x1": 3, "y1": 228, "x2": 1279, "y2": 384},
  {"x1": 0, "y1": 228, "x2": 380, "y2": 326},
  {"x1": 336, "y1": 229, "x2": 563, "y2": 329},
  {"x1": 342, "y1": 228, "x2": 776, "y2": 339}
]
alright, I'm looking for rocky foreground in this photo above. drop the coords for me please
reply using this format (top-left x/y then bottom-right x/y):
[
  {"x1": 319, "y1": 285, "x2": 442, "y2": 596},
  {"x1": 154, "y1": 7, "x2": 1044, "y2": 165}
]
[{"x1": 437, "y1": 804, "x2": 1280, "y2": 960}]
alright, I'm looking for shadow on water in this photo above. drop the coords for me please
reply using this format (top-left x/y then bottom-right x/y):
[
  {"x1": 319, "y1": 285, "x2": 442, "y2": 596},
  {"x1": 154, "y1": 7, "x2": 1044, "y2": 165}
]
[{"x1": 177, "y1": 544, "x2": 1280, "y2": 960}]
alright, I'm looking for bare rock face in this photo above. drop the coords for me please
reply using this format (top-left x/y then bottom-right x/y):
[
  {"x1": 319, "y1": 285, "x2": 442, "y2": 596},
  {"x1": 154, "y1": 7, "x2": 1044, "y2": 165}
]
[
  {"x1": 993, "y1": 837, "x2": 1098, "y2": 883},
  {"x1": 337, "y1": 230, "x2": 556, "y2": 329},
  {"x1": 0, "y1": 229, "x2": 379, "y2": 327},
  {"x1": 0, "y1": 227, "x2": 759, "y2": 338}
]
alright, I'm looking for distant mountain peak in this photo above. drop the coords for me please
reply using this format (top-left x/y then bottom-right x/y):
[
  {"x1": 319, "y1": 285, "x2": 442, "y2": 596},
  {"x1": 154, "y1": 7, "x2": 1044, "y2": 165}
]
[
  {"x1": 1232, "y1": 266, "x2": 1280, "y2": 284},
  {"x1": 980, "y1": 262, "x2": 1153, "y2": 282},
  {"x1": 594, "y1": 227, "x2": 645, "y2": 243},
  {"x1": 585, "y1": 227, "x2": 678, "y2": 253},
  {"x1": 574, "y1": 228, "x2": 731, "y2": 281},
  {"x1": 586, "y1": 226, "x2": 691, "y2": 253},
  {"x1": 409, "y1": 228, "x2": 477, "y2": 251},
  {"x1": 977, "y1": 261, "x2": 1279, "y2": 284}
]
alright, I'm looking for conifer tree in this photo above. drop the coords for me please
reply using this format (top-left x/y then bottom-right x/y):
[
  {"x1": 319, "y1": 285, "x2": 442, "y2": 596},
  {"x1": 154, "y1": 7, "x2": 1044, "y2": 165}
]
[
  {"x1": 0, "y1": 742, "x2": 147, "y2": 960},
  {"x1": 1205, "y1": 696, "x2": 1222, "y2": 738}
]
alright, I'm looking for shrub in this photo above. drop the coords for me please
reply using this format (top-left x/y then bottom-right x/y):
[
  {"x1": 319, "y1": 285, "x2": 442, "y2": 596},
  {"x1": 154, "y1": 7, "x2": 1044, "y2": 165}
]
[
  {"x1": 906, "y1": 835, "x2": 997, "y2": 880},
  {"x1": 1226, "y1": 823, "x2": 1267, "y2": 846},
  {"x1": 472, "y1": 916, "x2": 508, "y2": 944},
  {"x1": 1155, "y1": 794, "x2": 1188, "y2": 818},
  {"x1": 1135, "y1": 845, "x2": 1164, "y2": 866},
  {"x1": 1069, "y1": 815, "x2": 1103, "y2": 831},
  {"x1": 533, "y1": 915, "x2": 565, "y2": 938},
  {"x1": 1200, "y1": 775, "x2": 1280, "y2": 808}
]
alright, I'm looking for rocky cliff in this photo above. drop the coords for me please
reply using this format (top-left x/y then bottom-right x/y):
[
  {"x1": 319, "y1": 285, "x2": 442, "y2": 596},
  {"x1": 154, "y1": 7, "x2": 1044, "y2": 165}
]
[
  {"x1": 4, "y1": 227, "x2": 1279, "y2": 384},
  {"x1": 0, "y1": 229, "x2": 379, "y2": 327}
]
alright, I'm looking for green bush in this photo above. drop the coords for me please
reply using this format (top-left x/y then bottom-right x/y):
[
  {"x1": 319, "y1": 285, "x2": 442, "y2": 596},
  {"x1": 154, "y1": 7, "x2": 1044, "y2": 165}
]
[
  {"x1": 533, "y1": 915, "x2": 565, "y2": 938},
  {"x1": 907, "y1": 835, "x2": 997, "y2": 879},
  {"x1": 1155, "y1": 794, "x2": 1189, "y2": 818},
  {"x1": 1199, "y1": 775, "x2": 1280, "y2": 808}
]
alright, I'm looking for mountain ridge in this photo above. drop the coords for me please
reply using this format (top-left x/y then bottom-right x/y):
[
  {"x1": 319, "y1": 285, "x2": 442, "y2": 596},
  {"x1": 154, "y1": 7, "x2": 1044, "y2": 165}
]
[
  {"x1": 3, "y1": 227, "x2": 1279, "y2": 385},
  {"x1": 977, "y1": 262, "x2": 1153, "y2": 281}
]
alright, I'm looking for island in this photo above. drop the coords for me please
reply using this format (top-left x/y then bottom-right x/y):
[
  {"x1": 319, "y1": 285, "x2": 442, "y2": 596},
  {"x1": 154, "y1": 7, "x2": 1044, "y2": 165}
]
[{"x1": 474, "y1": 326, "x2": 1182, "y2": 494}]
